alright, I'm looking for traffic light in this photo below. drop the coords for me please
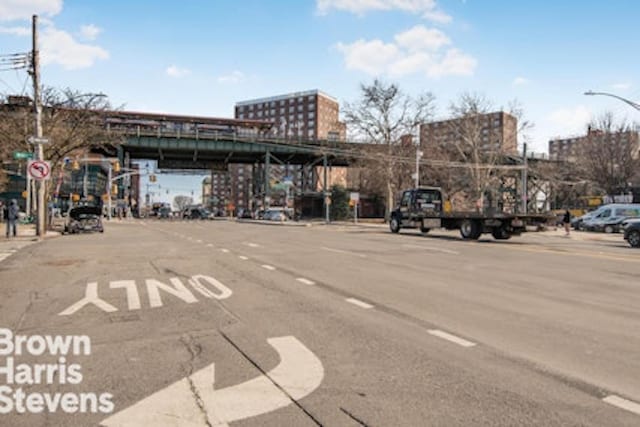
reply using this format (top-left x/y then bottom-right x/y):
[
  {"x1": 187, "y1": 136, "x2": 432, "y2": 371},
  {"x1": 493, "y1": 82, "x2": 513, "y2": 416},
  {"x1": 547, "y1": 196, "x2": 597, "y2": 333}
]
[
  {"x1": 72, "y1": 160, "x2": 80, "y2": 170},
  {"x1": 111, "y1": 184, "x2": 118, "y2": 196},
  {"x1": 112, "y1": 160, "x2": 121, "y2": 172},
  {"x1": 149, "y1": 174, "x2": 156, "y2": 183}
]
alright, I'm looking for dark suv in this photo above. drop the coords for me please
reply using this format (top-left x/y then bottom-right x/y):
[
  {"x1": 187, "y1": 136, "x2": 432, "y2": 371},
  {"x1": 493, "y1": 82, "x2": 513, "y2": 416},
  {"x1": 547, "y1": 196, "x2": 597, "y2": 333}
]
[{"x1": 623, "y1": 220, "x2": 640, "y2": 247}]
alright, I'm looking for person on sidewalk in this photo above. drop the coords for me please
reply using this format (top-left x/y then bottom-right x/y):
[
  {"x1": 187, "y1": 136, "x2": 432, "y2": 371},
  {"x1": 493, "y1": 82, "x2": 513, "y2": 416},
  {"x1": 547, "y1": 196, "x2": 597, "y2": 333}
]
[
  {"x1": 4, "y1": 199, "x2": 19, "y2": 238},
  {"x1": 563, "y1": 209, "x2": 571, "y2": 236}
]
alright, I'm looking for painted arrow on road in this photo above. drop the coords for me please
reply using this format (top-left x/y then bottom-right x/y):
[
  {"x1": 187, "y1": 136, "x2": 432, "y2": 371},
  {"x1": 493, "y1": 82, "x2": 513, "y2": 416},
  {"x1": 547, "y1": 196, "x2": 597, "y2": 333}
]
[{"x1": 100, "y1": 336, "x2": 324, "y2": 427}]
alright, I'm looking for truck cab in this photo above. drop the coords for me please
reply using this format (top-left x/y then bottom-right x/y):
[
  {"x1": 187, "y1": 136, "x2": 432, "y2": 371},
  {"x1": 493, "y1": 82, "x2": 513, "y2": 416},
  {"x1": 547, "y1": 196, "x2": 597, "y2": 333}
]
[{"x1": 390, "y1": 187, "x2": 444, "y2": 233}]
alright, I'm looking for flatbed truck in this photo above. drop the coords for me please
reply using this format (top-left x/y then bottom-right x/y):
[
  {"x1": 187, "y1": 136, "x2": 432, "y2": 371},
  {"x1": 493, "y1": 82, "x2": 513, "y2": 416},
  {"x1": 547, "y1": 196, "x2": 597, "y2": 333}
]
[{"x1": 389, "y1": 187, "x2": 551, "y2": 240}]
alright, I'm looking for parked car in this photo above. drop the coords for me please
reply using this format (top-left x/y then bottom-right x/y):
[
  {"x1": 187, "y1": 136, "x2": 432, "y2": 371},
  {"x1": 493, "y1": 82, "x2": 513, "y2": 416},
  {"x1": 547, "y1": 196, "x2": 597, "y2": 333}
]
[
  {"x1": 263, "y1": 209, "x2": 287, "y2": 221},
  {"x1": 64, "y1": 205, "x2": 104, "y2": 234},
  {"x1": 572, "y1": 211, "x2": 597, "y2": 230},
  {"x1": 623, "y1": 220, "x2": 640, "y2": 248},
  {"x1": 580, "y1": 204, "x2": 640, "y2": 233}
]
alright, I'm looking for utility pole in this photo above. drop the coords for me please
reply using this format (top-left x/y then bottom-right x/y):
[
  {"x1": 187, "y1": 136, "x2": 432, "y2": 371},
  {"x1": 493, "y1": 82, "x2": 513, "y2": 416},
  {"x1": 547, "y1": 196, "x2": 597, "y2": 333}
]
[
  {"x1": 415, "y1": 147, "x2": 423, "y2": 188},
  {"x1": 522, "y1": 142, "x2": 528, "y2": 214},
  {"x1": 31, "y1": 15, "x2": 46, "y2": 238}
]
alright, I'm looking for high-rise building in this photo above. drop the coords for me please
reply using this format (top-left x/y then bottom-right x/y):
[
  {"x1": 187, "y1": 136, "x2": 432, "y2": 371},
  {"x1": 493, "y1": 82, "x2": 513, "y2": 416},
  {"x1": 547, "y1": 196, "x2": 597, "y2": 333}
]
[
  {"x1": 209, "y1": 90, "x2": 349, "y2": 214},
  {"x1": 549, "y1": 128, "x2": 640, "y2": 161},
  {"x1": 235, "y1": 89, "x2": 346, "y2": 141},
  {"x1": 420, "y1": 111, "x2": 518, "y2": 155}
]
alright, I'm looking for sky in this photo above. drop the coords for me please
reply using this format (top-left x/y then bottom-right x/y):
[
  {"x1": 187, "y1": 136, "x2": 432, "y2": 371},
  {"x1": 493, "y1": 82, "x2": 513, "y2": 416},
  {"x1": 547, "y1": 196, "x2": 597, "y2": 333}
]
[{"x1": 1, "y1": 0, "x2": 639, "y2": 204}]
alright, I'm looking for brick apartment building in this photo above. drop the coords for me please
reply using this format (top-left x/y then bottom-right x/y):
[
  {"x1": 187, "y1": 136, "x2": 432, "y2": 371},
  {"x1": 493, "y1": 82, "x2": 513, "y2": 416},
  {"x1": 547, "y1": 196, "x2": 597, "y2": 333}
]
[
  {"x1": 420, "y1": 111, "x2": 518, "y2": 155},
  {"x1": 205, "y1": 90, "x2": 347, "y2": 215},
  {"x1": 549, "y1": 128, "x2": 640, "y2": 161}
]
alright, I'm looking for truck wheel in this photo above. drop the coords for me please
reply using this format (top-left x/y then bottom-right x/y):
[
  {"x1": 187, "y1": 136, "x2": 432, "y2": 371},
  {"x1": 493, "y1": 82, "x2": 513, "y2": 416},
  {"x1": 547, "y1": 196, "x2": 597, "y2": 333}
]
[
  {"x1": 628, "y1": 230, "x2": 640, "y2": 248},
  {"x1": 420, "y1": 226, "x2": 430, "y2": 234},
  {"x1": 604, "y1": 225, "x2": 614, "y2": 234},
  {"x1": 491, "y1": 227, "x2": 511, "y2": 240},
  {"x1": 460, "y1": 219, "x2": 481, "y2": 240},
  {"x1": 390, "y1": 217, "x2": 401, "y2": 233}
]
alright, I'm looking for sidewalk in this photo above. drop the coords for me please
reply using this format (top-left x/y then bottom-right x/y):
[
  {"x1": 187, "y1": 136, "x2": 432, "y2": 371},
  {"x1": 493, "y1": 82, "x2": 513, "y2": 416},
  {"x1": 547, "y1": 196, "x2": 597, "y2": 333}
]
[
  {"x1": 1, "y1": 223, "x2": 59, "y2": 241},
  {"x1": 535, "y1": 227, "x2": 624, "y2": 242}
]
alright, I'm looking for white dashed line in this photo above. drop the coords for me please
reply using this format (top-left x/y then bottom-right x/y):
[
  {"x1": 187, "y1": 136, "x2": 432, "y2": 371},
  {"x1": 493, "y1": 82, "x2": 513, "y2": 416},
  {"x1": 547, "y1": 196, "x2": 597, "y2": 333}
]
[
  {"x1": 401, "y1": 244, "x2": 459, "y2": 255},
  {"x1": 206, "y1": 244, "x2": 214, "y2": 247},
  {"x1": 261, "y1": 264, "x2": 276, "y2": 271},
  {"x1": 239, "y1": 256, "x2": 249, "y2": 260},
  {"x1": 603, "y1": 395, "x2": 640, "y2": 416},
  {"x1": 427, "y1": 330, "x2": 476, "y2": 348},
  {"x1": 221, "y1": 249, "x2": 230, "y2": 253},
  {"x1": 196, "y1": 239, "x2": 203, "y2": 243},
  {"x1": 345, "y1": 298, "x2": 374, "y2": 309},
  {"x1": 246, "y1": 242, "x2": 260, "y2": 248},
  {"x1": 296, "y1": 278, "x2": 315, "y2": 285},
  {"x1": 321, "y1": 246, "x2": 366, "y2": 258}
]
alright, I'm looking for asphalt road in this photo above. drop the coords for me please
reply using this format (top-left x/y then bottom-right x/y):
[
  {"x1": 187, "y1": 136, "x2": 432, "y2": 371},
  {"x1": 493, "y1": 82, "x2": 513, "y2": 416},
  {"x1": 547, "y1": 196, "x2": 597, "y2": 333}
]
[{"x1": 0, "y1": 220, "x2": 639, "y2": 426}]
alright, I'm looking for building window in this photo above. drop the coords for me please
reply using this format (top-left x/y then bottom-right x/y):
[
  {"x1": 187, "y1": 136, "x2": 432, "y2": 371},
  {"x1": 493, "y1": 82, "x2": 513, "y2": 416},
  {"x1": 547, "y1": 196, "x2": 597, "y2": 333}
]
[{"x1": 298, "y1": 105, "x2": 303, "y2": 112}]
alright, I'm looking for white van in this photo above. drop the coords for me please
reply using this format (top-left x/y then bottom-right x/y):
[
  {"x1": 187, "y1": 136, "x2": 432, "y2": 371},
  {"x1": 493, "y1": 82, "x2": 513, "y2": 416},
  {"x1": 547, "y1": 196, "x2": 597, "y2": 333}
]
[{"x1": 582, "y1": 203, "x2": 640, "y2": 233}]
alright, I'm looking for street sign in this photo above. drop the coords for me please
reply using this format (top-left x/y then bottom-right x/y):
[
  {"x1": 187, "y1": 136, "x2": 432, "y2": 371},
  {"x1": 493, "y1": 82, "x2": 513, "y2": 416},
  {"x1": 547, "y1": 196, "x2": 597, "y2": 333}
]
[
  {"x1": 350, "y1": 192, "x2": 360, "y2": 202},
  {"x1": 27, "y1": 136, "x2": 50, "y2": 145},
  {"x1": 13, "y1": 151, "x2": 33, "y2": 160},
  {"x1": 27, "y1": 160, "x2": 51, "y2": 180}
]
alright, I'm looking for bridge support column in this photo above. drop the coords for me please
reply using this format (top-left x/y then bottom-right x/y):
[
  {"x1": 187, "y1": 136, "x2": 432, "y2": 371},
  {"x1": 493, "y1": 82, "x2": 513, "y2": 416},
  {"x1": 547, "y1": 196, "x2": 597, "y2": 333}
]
[
  {"x1": 323, "y1": 154, "x2": 329, "y2": 224},
  {"x1": 264, "y1": 150, "x2": 271, "y2": 209}
]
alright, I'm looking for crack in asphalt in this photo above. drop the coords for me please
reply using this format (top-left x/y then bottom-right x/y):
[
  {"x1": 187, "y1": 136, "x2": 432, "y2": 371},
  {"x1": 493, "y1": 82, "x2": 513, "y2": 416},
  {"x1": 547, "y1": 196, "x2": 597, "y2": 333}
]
[
  {"x1": 180, "y1": 334, "x2": 213, "y2": 427},
  {"x1": 220, "y1": 331, "x2": 324, "y2": 426},
  {"x1": 340, "y1": 407, "x2": 370, "y2": 426}
]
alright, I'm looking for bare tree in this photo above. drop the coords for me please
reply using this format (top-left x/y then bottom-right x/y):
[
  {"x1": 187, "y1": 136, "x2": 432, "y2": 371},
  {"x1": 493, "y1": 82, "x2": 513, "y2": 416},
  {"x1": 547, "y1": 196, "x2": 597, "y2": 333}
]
[
  {"x1": 0, "y1": 87, "x2": 118, "y2": 194},
  {"x1": 343, "y1": 79, "x2": 436, "y2": 219},
  {"x1": 444, "y1": 93, "x2": 504, "y2": 210},
  {"x1": 577, "y1": 112, "x2": 640, "y2": 196},
  {"x1": 173, "y1": 195, "x2": 193, "y2": 211}
]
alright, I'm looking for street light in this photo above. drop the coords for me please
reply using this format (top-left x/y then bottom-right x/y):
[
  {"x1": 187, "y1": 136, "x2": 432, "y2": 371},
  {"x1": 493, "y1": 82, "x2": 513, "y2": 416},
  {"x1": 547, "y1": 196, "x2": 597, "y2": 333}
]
[{"x1": 584, "y1": 90, "x2": 640, "y2": 111}]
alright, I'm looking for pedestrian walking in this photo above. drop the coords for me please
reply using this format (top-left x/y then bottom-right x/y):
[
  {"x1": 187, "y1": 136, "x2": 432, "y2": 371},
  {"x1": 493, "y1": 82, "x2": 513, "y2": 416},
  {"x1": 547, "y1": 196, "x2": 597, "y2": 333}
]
[
  {"x1": 4, "y1": 199, "x2": 19, "y2": 238},
  {"x1": 563, "y1": 209, "x2": 571, "y2": 236}
]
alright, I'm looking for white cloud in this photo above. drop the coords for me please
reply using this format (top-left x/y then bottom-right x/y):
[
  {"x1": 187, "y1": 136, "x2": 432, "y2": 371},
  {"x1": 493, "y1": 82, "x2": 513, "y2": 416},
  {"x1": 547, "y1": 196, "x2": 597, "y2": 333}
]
[
  {"x1": 80, "y1": 24, "x2": 101, "y2": 40},
  {"x1": 426, "y1": 48, "x2": 476, "y2": 77},
  {"x1": 40, "y1": 24, "x2": 109, "y2": 69},
  {"x1": 512, "y1": 77, "x2": 530, "y2": 86},
  {"x1": 335, "y1": 25, "x2": 476, "y2": 78},
  {"x1": 316, "y1": 0, "x2": 451, "y2": 23},
  {"x1": 166, "y1": 65, "x2": 191, "y2": 78},
  {"x1": 336, "y1": 39, "x2": 399, "y2": 74},
  {"x1": 611, "y1": 82, "x2": 631, "y2": 90},
  {"x1": 394, "y1": 25, "x2": 450, "y2": 51},
  {"x1": 0, "y1": 25, "x2": 30, "y2": 36},
  {"x1": 548, "y1": 105, "x2": 592, "y2": 135},
  {"x1": 0, "y1": 0, "x2": 62, "y2": 21},
  {"x1": 421, "y1": 9, "x2": 451, "y2": 24},
  {"x1": 217, "y1": 70, "x2": 245, "y2": 84}
]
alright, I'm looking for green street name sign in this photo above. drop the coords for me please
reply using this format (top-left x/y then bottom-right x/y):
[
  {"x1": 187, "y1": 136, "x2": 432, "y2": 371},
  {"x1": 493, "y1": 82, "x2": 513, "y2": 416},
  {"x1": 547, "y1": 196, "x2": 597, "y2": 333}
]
[{"x1": 13, "y1": 151, "x2": 34, "y2": 160}]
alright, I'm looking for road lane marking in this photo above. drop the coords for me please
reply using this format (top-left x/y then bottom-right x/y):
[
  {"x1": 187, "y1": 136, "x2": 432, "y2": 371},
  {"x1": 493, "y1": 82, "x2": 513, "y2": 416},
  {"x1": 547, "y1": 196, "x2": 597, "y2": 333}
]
[
  {"x1": 206, "y1": 243, "x2": 214, "y2": 247},
  {"x1": 427, "y1": 329, "x2": 476, "y2": 348},
  {"x1": 296, "y1": 278, "x2": 315, "y2": 286},
  {"x1": 401, "y1": 244, "x2": 459, "y2": 255},
  {"x1": 492, "y1": 243, "x2": 639, "y2": 263},
  {"x1": 246, "y1": 242, "x2": 260, "y2": 248},
  {"x1": 221, "y1": 248, "x2": 230, "y2": 253},
  {"x1": 196, "y1": 239, "x2": 203, "y2": 243},
  {"x1": 603, "y1": 395, "x2": 640, "y2": 416},
  {"x1": 101, "y1": 336, "x2": 324, "y2": 426},
  {"x1": 321, "y1": 246, "x2": 366, "y2": 258},
  {"x1": 239, "y1": 256, "x2": 249, "y2": 260},
  {"x1": 261, "y1": 264, "x2": 276, "y2": 271},
  {"x1": 345, "y1": 298, "x2": 374, "y2": 309}
]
